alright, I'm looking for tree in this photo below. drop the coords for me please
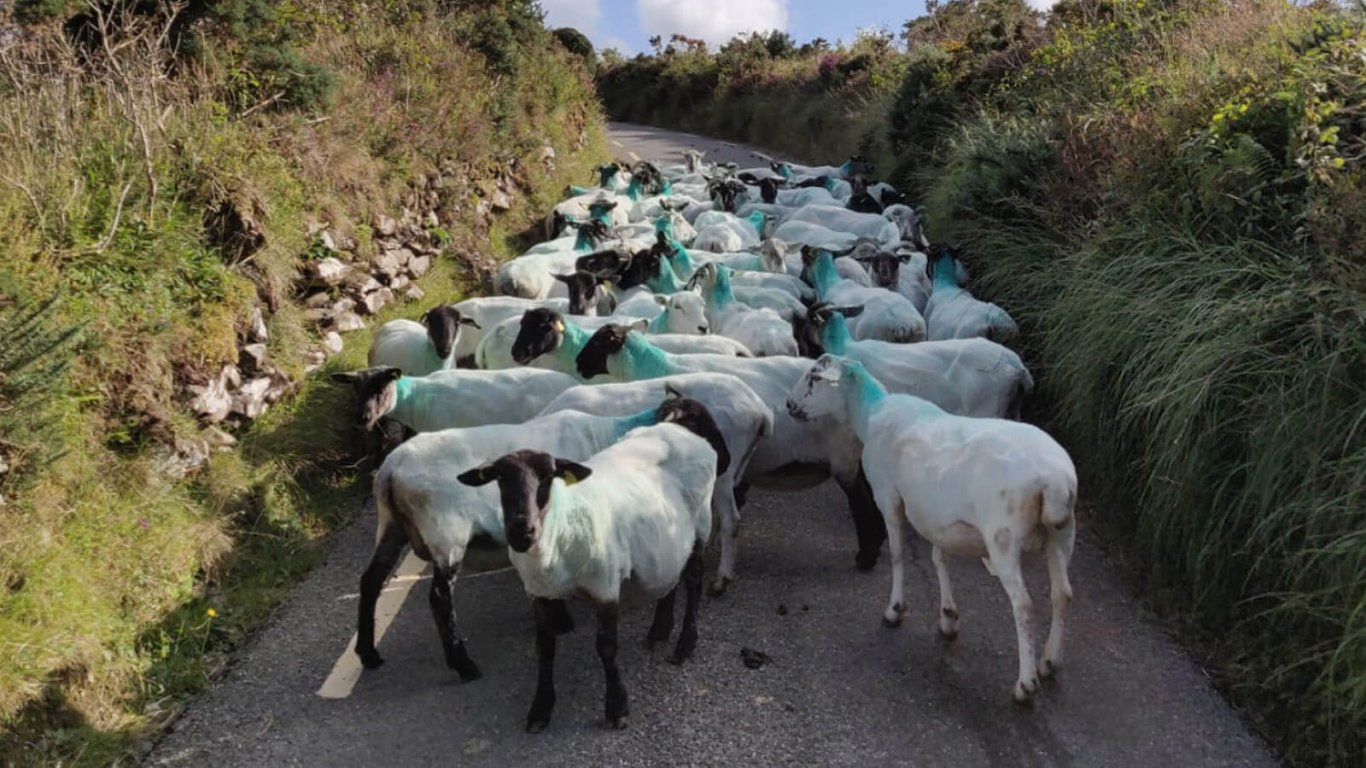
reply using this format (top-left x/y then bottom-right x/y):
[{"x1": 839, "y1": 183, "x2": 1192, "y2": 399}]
[{"x1": 551, "y1": 26, "x2": 597, "y2": 71}]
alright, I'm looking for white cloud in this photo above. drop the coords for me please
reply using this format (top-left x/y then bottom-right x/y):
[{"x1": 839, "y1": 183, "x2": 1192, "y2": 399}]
[
  {"x1": 637, "y1": 0, "x2": 788, "y2": 47},
  {"x1": 600, "y1": 35, "x2": 638, "y2": 55},
  {"x1": 540, "y1": 0, "x2": 602, "y2": 37},
  {"x1": 1024, "y1": 0, "x2": 1060, "y2": 9}
]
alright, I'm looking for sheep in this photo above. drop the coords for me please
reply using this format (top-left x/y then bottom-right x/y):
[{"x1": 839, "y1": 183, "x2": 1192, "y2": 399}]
[
  {"x1": 882, "y1": 204, "x2": 930, "y2": 250},
  {"x1": 450, "y1": 296, "x2": 572, "y2": 363},
  {"x1": 329, "y1": 366, "x2": 577, "y2": 434},
  {"x1": 574, "y1": 325, "x2": 887, "y2": 588},
  {"x1": 353, "y1": 397, "x2": 713, "y2": 679},
  {"x1": 501, "y1": 200, "x2": 623, "y2": 298},
  {"x1": 786, "y1": 204, "x2": 901, "y2": 247},
  {"x1": 924, "y1": 245, "x2": 1019, "y2": 343},
  {"x1": 785, "y1": 354, "x2": 1076, "y2": 704},
  {"x1": 661, "y1": 237, "x2": 813, "y2": 302},
  {"x1": 537, "y1": 373, "x2": 774, "y2": 596},
  {"x1": 459, "y1": 414, "x2": 723, "y2": 732},
  {"x1": 798, "y1": 303, "x2": 1034, "y2": 419},
  {"x1": 691, "y1": 210, "x2": 767, "y2": 253},
  {"x1": 801, "y1": 246, "x2": 925, "y2": 343},
  {"x1": 771, "y1": 219, "x2": 859, "y2": 257},
  {"x1": 845, "y1": 177, "x2": 883, "y2": 214},
  {"x1": 367, "y1": 305, "x2": 481, "y2": 376},
  {"x1": 686, "y1": 263, "x2": 799, "y2": 357},
  {"x1": 475, "y1": 307, "x2": 748, "y2": 376},
  {"x1": 855, "y1": 248, "x2": 932, "y2": 313}
]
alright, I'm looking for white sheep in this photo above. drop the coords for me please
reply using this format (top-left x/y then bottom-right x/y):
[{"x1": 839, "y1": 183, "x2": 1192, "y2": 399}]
[
  {"x1": 574, "y1": 325, "x2": 887, "y2": 588},
  {"x1": 802, "y1": 247, "x2": 925, "y2": 343},
  {"x1": 786, "y1": 354, "x2": 1076, "y2": 704},
  {"x1": 329, "y1": 366, "x2": 577, "y2": 434},
  {"x1": 686, "y1": 263, "x2": 799, "y2": 357},
  {"x1": 458, "y1": 416, "x2": 725, "y2": 731},
  {"x1": 786, "y1": 204, "x2": 900, "y2": 247},
  {"x1": 801, "y1": 304, "x2": 1033, "y2": 419},
  {"x1": 354, "y1": 398, "x2": 716, "y2": 679},
  {"x1": 537, "y1": 373, "x2": 774, "y2": 593},
  {"x1": 924, "y1": 246, "x2": 1018, "y2": 343},
  {"x1": 450, "y1": 296, "x2": 571, "y2": 363},
  {"x1": 367, "y1": 305, "x2": 481, "y2": 375},
  {"x1": 691, "y1": 210, "x2": 767, "y2": 253}
]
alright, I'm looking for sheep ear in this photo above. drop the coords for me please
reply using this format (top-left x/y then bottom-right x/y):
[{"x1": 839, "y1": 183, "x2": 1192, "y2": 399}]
[
  {"x1": 630, "y1": 319, "x2": 649, "y2": 332},
  {"x1": 554, "y1": 318, "x2": 566, "y2": 333},
  {"x1": 837, "y1": 305, "x2": 865, "y2": 318},
  {"x1": 552, "y1": 272, "x2": 572, "y2": 284},
  {"x1": 330, "y1": 371, "x2": 360, "y2": 384},
  {"x1": 663, "y1": 382, "x2": 684, "y2": 400},
  {"x1": 457, "y1": 463, "x2": 497, "y2": 487},
  {"x1": 386, "y1": 367, "x2": 403, "y2": 381},
  {"x1": 653, "y1": 293, "x2": 668, "y2": 306},
  {"x1": 553, "y1": 459, "x2": 592, "y2": 486},
  {"x1": 459, "y1": 317, "x2": 481, "y2": 329}
]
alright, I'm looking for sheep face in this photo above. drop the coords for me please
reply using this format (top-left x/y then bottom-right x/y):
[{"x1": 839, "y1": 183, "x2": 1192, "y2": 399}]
[
  {"x1": 421, "y1": 305, "x2": 478, "y2": 360},
  {"x1": 512, "y1": 309, "x2": 566, "y2": 366},
  {"x1": 618, "y1": 248, "x2": 659, "y2": 291},
  {"x1": 884, "y1": 205, "x2": 929, "y2": 250},
  {"x1": 330, "y1": 366, "x2": 402, "y2": 431},
  {"x1": 760, "y1": 239, "x2": 787, "y2": 273},
  {"x1": 856, "y1": 251, "x2": 911, "y2": 290},
  {"x1": 655, "y1": 397, "x2": 731, "y2": 475},
  {"x1": 457, "y1": 449, "x2": 591, "y2": 553},
  {"x1": 554, "y1": 271, "x2": 612, "y2": 316},
  {"x1": 663, "y1": 291, "x2": 708, "y2": 335},
  {"x1": 785, "y1": 355, "x2": 848, "y2": 422},
  {"x1": 575, "y1": 323, "x2": 633, "y2": 380},
  {"x1": 759, "y1": 177, "x2": 781, "y2": 204}
]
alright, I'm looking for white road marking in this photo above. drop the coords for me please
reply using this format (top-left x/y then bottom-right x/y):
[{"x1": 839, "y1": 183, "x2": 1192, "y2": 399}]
[
  {"x1": 611, "y1": 140, "x2": 623, "y2": 147},
  {"x1": 316, "y1": 551, "x2": 427, "y2": 700},
  {"x1": 628, "y1": 150, "x2": 640, "y2": 161}
]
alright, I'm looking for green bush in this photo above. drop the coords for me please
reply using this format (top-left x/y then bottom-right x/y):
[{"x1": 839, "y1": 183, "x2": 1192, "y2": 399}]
[{"x1": 552, "y1": 26, "x2": 596, "y2": 72}]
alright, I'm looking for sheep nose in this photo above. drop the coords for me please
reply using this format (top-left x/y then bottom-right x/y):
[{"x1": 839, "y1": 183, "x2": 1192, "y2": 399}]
[
  {"x1": 785, "y1": 399, "x2": 802, "y2": 417},
  {"x1": 698, "y1": 326, "x2": 708, "y2": 334}
]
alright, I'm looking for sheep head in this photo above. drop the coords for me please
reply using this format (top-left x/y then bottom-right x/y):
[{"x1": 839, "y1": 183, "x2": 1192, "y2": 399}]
[{"x1": 458, "y1": 449, "x2": 591, "y2": 553}]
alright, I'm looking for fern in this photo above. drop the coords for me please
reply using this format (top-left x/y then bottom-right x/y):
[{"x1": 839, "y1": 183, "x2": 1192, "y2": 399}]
[{"x1": 0, "y1": 294, "x2": 83, "y2": 489}]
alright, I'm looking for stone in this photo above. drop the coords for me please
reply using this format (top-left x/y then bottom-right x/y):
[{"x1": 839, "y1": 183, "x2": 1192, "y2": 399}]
[
  {"x1": 359, "y1": 287, "x2": 394, "y2": 315},
  {"x1": 303, "y1": 291, "x2": 333, "y2": 310},
  {"x1": 188, "y1": 375, "x2": 232, "y2": 424},
  {"x1": 239, "y1": 343, "x2": 268, "y2": 373},
  {"x1": 265, "y1": 374, "x2": 297, "y2": 404},
  {"x1": 304, "y1": 308, "x2": 333, "y2": 324},
  {"x1": 202, "y1": 426, "x2": 237, "y2": 450},
  {"x1": 322, "y1": 331, "x2": 344, "y2": 355},
  {"x1": 320, "y1": 230, "x2": 337, "y2": 252},
  {"x1": 425, "y1": 211, "x2": 440, "y2": 228},
  {"x1": 355, "y1": 276, "x2": 383, "y2": 295},
  {"x1": 248, "y1": 307, "x2": 269, "y2": 343},
  {"x1": 407, "y1": 254, "x2": 432, "y2": 277},
  {"x1": 539, "y1": 145, "x2": 556, "y2": 161},
  {"x1": 490, "y1": 190, "x2": 513, "y2": 211},
  {"x1": 231, "y1": 377, "x2": 273, "y2": 420},
  {"x1": 153, "y1": 437, "x2": 210, "y2": 480},
  {"x1": 388, "y1": 274, "x2": 411, "y2": 292},
  {"x1": 222, "y1": 364, "x2": 242, "y2": 391},
  {"x1": 375, "y1": 214, "x2": 397, "y2": 237},
  {"x1": 331, "y1": 297, "x2": 357, "y2": 316},
  {"x1": 403, "y1": 284, "x2": 426, "y2": 302},
  {"x1": 309, "y1": 257, "x2": 351, "y2": 287},
  {"x1": 334, "y1": 311, "x2": 366, "y2": 333}
]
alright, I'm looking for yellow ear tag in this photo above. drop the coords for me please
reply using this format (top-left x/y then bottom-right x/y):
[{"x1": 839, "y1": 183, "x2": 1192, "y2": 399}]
[
  {"x1": 554, "y1": 320, "x2": 565, "y2": 333},
  {"x1": 561, "y1": 471, "x2": 579, "y2": 486}
]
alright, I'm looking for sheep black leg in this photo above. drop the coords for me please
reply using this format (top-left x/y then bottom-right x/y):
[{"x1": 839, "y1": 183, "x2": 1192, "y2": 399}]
[
  {"x1": 734, "y1": 481, "x2": 751, "y2": 509},
  {"x1": 355, "y1": 526, "x2": 406, "y2": 669},
  {"x1": 544, "y1": 598, "x2": 575, "y2": 636},
  {"x1": 841, "y1": 467, "x2": 887, "y2": 571},
  {"x1": 596, "y1": 602, "x2": 629, "y2": 729},
  {"x1": 429, "y1": 564, "x2": 481, "y2": 681},
  {"x1": 647, "y1": 588, "x2": 677, "y2": 648},
  {"x1": 669, "y1": 544, "x2": 704, "y2": 665},
  {"x1": 526, "y1": 598, "x2": 559, "y2": 733}
]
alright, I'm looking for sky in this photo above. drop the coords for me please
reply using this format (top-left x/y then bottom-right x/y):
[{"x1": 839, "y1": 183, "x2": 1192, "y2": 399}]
[{"x1": 539, "y1": 0, "x2": 1058, "y2": 55}]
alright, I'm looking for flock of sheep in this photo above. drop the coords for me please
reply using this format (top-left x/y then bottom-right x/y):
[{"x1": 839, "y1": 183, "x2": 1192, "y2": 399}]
[{"x1": 333, "y1": 149, "x2": 1079, "y2": 733}]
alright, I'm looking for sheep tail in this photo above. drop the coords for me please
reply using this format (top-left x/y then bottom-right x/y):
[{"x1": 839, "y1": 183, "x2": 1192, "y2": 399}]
[{"x1": 1040, "y1": 486, "x2": 1074, "y2": 530}]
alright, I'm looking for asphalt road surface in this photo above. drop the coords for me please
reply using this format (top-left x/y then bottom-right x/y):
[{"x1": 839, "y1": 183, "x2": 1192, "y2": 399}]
[{"x1": 146, "y1": 124, "x2": 1279, "y2": 768}]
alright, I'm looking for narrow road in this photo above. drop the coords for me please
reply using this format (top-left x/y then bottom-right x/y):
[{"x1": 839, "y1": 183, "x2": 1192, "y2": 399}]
[{"x1": 146, "y1": 124, "x2": 1278, "y2": 767}]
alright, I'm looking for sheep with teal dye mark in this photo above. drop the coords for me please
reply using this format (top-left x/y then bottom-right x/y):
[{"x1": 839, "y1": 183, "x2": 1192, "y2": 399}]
[
  {"x1": 474, "y1": 306, "x2": 748, "y2": 377},
  {"x1": 537, "y1": 373, "x2": 774, "y2": 598},
  {"x1": 801, "y1": 247, "x2": 924, "y2": 343},
  {"x1": 353, "y1": 398, "x2": 708, "y2": 678},
  {"x1": 799, "y1": 303, "x2": 1033, "y2": 419},
  {"x1": 329, "y1": 366, "x2": 577, "y2": 434},
  {"x1": 459, "y1": 411, "x2": 727, "y2": 732},
  {"x1": 572, "y1": 325, "x2": 887, "y2": 590},
  {"x1": 785, "y1": 355, "x2": 1076, "y2": 705},
  {"x1": 787, "y1": 204, "x2": 900, "y2": 248},
  {"x1": 691, "y1": 209, "x2": 770, "y2": 253},
  {"x1": 502, "y1": 198, "x2": 625, "y2": 299},
  {"x1": 686, "y1": 262, "x2": 799, "y2": 357},
  {"x1": 923, "y1": 245, "x2": 1018, "y2": 344}
]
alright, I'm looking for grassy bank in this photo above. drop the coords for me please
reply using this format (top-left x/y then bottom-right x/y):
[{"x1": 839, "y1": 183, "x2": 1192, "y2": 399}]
[
  {"x1": 0, "y1": 1, "x2": 604, "y2": 763},
  {"x1": 595, "y1": 2, "x2": 1366, "y2": 764}
]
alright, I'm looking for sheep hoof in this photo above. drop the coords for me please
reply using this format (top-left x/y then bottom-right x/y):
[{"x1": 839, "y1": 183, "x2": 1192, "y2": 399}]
[
  {"x1": 881, "y1": 605, "x2": 905, "y2": 628},
  {"x1": 526, "y1": 718, "x2": 550, "y2": 734},
  {"x1": 610, "y1": 715, "x2": 629, "y2": 730},
  {"x1": 937, "y1": 624, "x2": 958, "y2": 642},
  {"x1": 706, "y1": 578, "x2": 731, "y2": 597},
  {"x1": 855, "y1": 550, "x2": 879, "y2": 572},
  {"x1": 1013, "y1": 677, "x2": 1040, "y2": 706},
  {"x1": 456, "y1": 664, "x2": 483, "y2": 683},
  {"x1": 356, "y1": 649, "x2": 385, "y2": 670},
  {"x1": 1039, "y1": 658, "x2": 1058, "y2": 679}
]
